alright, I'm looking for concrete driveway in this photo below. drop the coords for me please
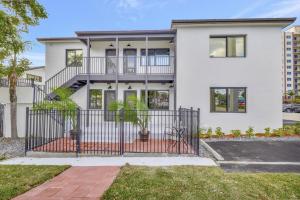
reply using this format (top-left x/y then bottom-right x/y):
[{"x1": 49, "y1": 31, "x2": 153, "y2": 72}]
[{"x1": 206, "y1": 140, "x2": 300, "y2": 173}]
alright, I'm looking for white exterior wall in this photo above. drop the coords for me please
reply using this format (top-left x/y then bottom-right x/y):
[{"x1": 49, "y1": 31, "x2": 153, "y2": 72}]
[
  {"x1": 45, "y1": 41, "x2": 87, "y2": 80},
  {"x1": 0, "y1": 87, "x2": 34, "y2": 137},
  {"x1": 71, "y1": 83, "x2": 174, "y2": 110},
  {"x1": 176, "y1": 26, "x2": 283, "y2": 132}
]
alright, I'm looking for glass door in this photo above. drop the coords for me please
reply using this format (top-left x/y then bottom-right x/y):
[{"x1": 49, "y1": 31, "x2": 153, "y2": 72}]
[
  {"x1": 105, "y1": 49, "x2": 117, "y2": 74},
  {"x1": 123, "y1": 49, "x2": 137, "y2": 74}
]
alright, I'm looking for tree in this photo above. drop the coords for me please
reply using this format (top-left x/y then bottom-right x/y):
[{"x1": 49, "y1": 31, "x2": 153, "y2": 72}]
[
  {"x1": 288, "y1": 90, "x2": 295, "y2": 104},
  {"x1": 0, "y1": 0, "x2": 47, "y2": 138}
]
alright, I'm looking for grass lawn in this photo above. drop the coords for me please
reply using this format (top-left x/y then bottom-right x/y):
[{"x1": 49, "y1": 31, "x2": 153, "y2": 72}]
[
  {"x1": 0, "y1": 165, "x2": 69, "y2": 200},
  {"x1": 102, "y1": 166, "x2": 300, "y2": 200}
]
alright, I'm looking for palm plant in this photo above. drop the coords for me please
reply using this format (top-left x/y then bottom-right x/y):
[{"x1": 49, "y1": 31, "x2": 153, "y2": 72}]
[{"x1": 109, "y1": 95, "x2": 150, "y2": 141}]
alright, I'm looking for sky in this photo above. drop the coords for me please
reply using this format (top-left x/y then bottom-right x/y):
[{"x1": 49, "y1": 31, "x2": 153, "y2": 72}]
[{"x1": 22, "y1": 0, "x2": 300, "y2": 66}]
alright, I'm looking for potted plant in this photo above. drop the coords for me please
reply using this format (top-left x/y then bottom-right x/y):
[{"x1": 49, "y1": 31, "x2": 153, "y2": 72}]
[
  {"x1": 109, "y1": 95, "x2": 150, "y2": 142},
  {"x1": 34, "y1": 87, "x2": 79, "y2": 140}
]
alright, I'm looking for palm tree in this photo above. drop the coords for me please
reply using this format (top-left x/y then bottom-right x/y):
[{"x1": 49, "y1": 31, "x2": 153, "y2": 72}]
[{"x1": 2, "y1": 44, "x2": 30, "y2": 138}]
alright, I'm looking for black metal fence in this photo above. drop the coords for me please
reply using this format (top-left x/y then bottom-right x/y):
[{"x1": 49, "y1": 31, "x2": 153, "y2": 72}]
[
  {"x1": 0, "y1": 104, "x2": 4, "y2": 137},
  {"x1": 25, "y1": 107, "x2": 200, "y2": 156}
]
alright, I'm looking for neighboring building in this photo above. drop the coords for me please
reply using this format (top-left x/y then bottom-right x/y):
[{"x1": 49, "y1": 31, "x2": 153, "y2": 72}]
[
  {"x1": 0, "y1": 66, "x2": 45, "y2": 137},
  {"x1": 282, "y1": 26, "x2": 300, "y2": 97},
  {"x1": 35, "y1": 18, "x2": 294, "y2": 133}
]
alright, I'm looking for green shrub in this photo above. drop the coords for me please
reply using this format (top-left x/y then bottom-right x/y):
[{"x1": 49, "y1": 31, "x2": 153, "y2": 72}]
[
  {"x1": 246, "y1": 127, "x2": 255, "y2": 137},
  {"x1": 264, "y1": 127, "x2": 271, "y2": 137},
  {"x1": 231, "y1": 130, "x2": 241, "y2": 137},
  {"x1": 198, "y1": 128, "x2": 207, "y2": 138},
  {"x1": 215, "y1": 127, "x2": 224, "y2": 138},
  {"x1": 272, "y1": 128, "x2": 284, "y2": 137},
  {"x1": 283, "y1": 125, "x2": 296, "y2": 136},
  {"x1": 207, "y1": 128, "x2": 213, "y2": 138}
]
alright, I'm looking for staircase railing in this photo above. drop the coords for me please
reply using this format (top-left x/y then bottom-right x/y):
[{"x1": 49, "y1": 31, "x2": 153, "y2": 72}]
[{"x1": 45, "y1": 64, "x2": 87, "y2": 94}]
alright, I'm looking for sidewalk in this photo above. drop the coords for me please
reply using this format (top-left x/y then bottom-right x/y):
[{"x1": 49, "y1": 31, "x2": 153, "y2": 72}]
[
  {"x1": 0, "y1": 156, "x2": 216, "y2": 166},
  {"x1": 13, "y1": 166, "x2": 120, "y2": 200}
]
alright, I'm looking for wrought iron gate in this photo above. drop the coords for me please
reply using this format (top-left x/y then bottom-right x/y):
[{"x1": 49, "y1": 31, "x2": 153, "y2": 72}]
[{"x1": 25, "y1": 107, "x2": 200, "y2": 156}]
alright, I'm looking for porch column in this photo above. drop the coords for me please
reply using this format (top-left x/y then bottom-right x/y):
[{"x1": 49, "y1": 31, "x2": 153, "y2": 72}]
[
  {"x1": 115, "y1": 37, "x2": 119, "y2": 101},
  {"x1": 86, "y1": 37, "x2": 91, "y2": 109},
  {"x1": 145, "y1": 36, "x2": 148, "y2": 106},
  {"x1": 174, "y1": 36, "x2": 177, "y2": 110}
]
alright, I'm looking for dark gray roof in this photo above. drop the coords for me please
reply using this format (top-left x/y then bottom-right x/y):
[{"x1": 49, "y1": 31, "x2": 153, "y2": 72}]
[
  {"x1": 172, "y1": 18, "x2": 296, "y2": 25},
  {"x1": 37, "y1": 37, "x2": 78, "y2": 42},
  {"x1": 75, "y1": 29, "x2": 176, "y2": 36},
  {"x1": 27, "y1": 66, "x2": 45, "y2": 70}
]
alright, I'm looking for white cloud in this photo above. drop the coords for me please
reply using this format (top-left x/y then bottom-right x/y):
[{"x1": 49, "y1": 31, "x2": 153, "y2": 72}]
[
  {"x1": 231, "y1": 0, "x2": 270, "y2": 18},
  {"x1": 117, "y1": 0, "x2": 140, "y2": 9},
  {"x1": 256, "y1": 0, "x2": 300, "y2": 17},
  {"x1": 21, "y1": 52, "x2": 45, "y2": 67}
]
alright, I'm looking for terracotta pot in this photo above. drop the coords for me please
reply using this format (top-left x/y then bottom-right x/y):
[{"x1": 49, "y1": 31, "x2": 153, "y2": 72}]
[
  {"x1": 139, "y1": 130, "x2": 150, "y2": 142},
  {"x1": 70, "y1": 129, "x2": 78, "y2": 140}
]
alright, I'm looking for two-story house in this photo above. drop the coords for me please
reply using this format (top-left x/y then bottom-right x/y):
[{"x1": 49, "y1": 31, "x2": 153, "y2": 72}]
[{"x1": 37, "y1": 18, "x2": 295, "y2": 133}]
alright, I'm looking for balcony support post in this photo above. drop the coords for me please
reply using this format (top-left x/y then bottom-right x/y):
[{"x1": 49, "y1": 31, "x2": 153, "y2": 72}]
[
  {"x1": 86, "y1": 37, "x2": 91, "y2": 109},
  {"x1": 115, "y1": 37, "x2": 119, "y2": 101},
  {"x1": 145, "y1": 36, "x2": 148, "y2": 106},
  {"x1": 174, "y1": 36, "x2": 177, "y2": 110}
]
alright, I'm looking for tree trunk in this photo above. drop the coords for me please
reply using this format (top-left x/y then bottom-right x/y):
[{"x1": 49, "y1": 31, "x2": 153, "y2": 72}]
[{"x1": 9, "y1": 56, "x2": 18, "y2": 138}]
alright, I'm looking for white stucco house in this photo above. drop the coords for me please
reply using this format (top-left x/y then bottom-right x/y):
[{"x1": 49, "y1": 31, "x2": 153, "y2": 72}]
[{"x1": 1, "y1": 18, "x2": 296, "y2": 139}]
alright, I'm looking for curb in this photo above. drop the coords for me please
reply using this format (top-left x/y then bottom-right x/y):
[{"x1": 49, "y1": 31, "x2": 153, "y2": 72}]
[
  {"x1": 200, "y1": 139, "x2": 224, "y2": 161},
  {"x1": 218, "y1": 161, "x2": 300, "y2": 165}
]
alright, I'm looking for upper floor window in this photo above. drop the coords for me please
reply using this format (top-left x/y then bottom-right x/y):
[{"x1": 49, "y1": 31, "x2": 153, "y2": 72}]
[
  {"x1": 287, "y1": 48, "x2": 291, "y2": 51},
  {"x1": 287, "y1": 54, "x2": 291, "y2": 57},
  {"x1": 287, "y1": 72, "x2": 292, "y2": 75},
  {"x1": 286, "y1": 35, "x2": 291, "y2": 39},
  {"x1": 140, "y1": 48, "x2": 170, "y2": 66},
  {"x1": 210, "y1": 87, "x2": 246, "y2": 113},
  {"x1": 66, "y1": 49, "x2": 83, "y2": 67},
  {"x1": 287, "y1": 84, "x2": 292, "y2": 87},
  {"x1": 287, "y1": 60, "x2": 291, "y2": 63},
  {"x1": 26, "y1": 74, "x2": 42, "y2": 82},
  {"x1": 287, "y1": 41, "x2": 291, "y2": 45},
  {"x1": 209, "y1": 35, "x2": 246, "y2": 58}
]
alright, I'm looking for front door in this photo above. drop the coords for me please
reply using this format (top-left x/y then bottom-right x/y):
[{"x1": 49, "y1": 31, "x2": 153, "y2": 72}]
[
  {"x1": 104, "y1": 90, "x2": 116, "y2": 121},
  {"x1": 123, "y1": 49, "x2": 137, "y2": 74},
  {"x1": 105, "y1": 49, "x2": 117, "y2": 74}
]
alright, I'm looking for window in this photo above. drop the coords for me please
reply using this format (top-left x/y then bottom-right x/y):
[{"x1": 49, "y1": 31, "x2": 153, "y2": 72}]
[
  {"x1": 287, "y1": 54, "x2": 291, "y2": 57},
  {"x1": 287, "y1": 78, "x2": 292, "y2": 81},
  {"x1": 287, "y1": 72, "x2": 292, "y2": 75},
  {"x1": 287, "y1": 84, "x2": 292, "y2": 87},
  {"x1": 209, "y1": 36, "x2": 245, "y2": 57},
  {"x1": 140, "y1": 48, "x2": 170, "y2": 66},
  {"x1": 287, "y1": 60, "x2": 291, "y2": 63},
  {"x1": 89, "y1": 89, "x2": 102, "y2": 109},
  {"x1": 210, "y1": 87, "x2": 246, "y2": 113},
  {"x1": 26, "y1": 74, "x2": 42, "y2": 82},
  {"x1": 141, "y1": 90, "x2": 169, "y2": 110},
  {"x1": 287, "y1": 41, "x2": 291, "y2": 45},
  {"x1": 287, "y1": 66, "x2": 291, "y2": 69},
  {"x1": 66, "y1": 49, "x2": 83, "y2": 67},
  {"x1": 286, "y1": 35, "x2": 291, "y2": 39},
  {"x1": 287, "y1": 48, "x2": 291, "y2": 51}
]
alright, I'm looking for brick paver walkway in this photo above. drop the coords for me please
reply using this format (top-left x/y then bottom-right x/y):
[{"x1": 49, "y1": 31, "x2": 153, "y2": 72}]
[{"x1": 13, "y1": 166, "x2": 120, "y2": 200}]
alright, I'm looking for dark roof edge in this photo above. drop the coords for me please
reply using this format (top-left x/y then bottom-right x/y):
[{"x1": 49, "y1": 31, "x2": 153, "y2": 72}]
[
  {"x1": 75, "y1": 29, "x2": 176, "y2": 36},
  {"x1": 37, "y1": 37, "x2": 79, "y2": 42},
  {"x1": 28, "y1": 66, "x2": 45, "y2": 70},
  {"x1": 171, "y1": 18, "x2": 296, "y2": 24}
]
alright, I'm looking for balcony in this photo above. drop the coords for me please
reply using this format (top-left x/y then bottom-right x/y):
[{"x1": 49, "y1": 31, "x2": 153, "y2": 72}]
[{"x1": 71, "y1": 56, "x2": 175, "y2": 82}]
